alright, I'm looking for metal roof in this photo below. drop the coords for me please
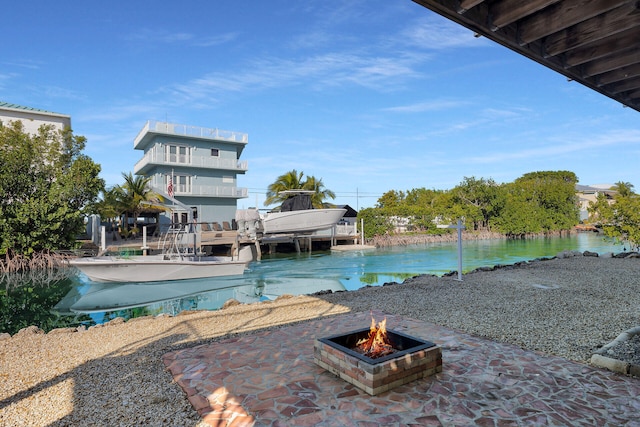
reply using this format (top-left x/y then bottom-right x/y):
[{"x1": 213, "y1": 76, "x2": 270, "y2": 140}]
[
  {"x1": 0, "y1": 101, "x2": 70, "y2": 118},
  {"x1": 412, "y1": 0, "x2": 640, "y2": 113}
]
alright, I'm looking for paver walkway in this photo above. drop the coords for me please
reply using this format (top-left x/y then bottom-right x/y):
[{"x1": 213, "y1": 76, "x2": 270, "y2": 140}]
[{"x1": 163, "y1": 311, "x2": 640, "y2": 426}]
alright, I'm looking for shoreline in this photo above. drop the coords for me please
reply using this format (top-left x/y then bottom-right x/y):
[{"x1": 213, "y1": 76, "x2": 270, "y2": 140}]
[
  {"x1": 367, "y1": 228, "x2": 580, "y2": 247},
  {"x1": 1, "y1": 253, "x2": 639, "y2": 425}
]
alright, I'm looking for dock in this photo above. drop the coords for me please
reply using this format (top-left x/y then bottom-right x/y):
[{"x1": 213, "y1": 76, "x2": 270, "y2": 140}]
[{"x1": 97, "y1": 228, "x2": 361, "y2": 257}]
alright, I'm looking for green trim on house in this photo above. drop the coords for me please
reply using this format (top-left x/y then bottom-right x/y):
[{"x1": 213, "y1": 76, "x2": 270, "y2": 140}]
[{"x1": 0, "y1": 101, "x2": 70, "y2": 118}]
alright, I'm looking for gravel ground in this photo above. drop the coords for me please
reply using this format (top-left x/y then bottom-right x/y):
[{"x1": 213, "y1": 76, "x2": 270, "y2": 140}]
[
  {"x1": 1, "y1": 254, "x2": 639, "y2": 426},
  {"x1": 319, "y1": 254, "x2": 640, "y2": 365}
]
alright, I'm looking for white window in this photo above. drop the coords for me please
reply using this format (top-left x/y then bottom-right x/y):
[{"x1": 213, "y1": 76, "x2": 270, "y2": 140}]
[
  {"x1": 165, "y1": 144, "x2": 191, "y2": 164},
  {"x1": 166, "y1": 174, "x2": 192, "y2": 194},
  {"x1": 222, "y1": 175, "x2": 234, "y2": 184},
  {"x1": 175, "y1": 175, "x2": 192, "y2": 193}
]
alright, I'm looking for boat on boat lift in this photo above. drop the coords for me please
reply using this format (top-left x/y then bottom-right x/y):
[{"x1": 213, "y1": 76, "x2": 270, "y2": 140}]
[{"x1": 261, "y1": 190, "x2": 346, "y2": 234}]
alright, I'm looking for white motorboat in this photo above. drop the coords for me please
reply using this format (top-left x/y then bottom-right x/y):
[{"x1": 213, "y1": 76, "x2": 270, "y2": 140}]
[
  {"x1": 262, "y1": 190, "x2": 346, "y2": 234},
  {"x1": 70, "y1": 225, "x2": 254, "y2": 283},
  {"x1": 70, "y1": 254, "x2": 248, "y2": 283}
]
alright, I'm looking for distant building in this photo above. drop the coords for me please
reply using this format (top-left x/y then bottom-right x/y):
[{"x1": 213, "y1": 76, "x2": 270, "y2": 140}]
[
  {"x1": 133, "y1": 120, "x2": 248, "y2": 226},
  {"x1": 337, "y1": 205, "x2": 358, "y2": 225},
  {"x1": 0, "y1": 101, "x2": 71, "y2": 134},
  {"x1": 575, "y1": 184, "x2": 616, "y2": 222}
]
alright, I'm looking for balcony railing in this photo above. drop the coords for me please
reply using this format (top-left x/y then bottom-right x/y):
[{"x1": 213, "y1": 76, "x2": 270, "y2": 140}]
[
  {"x1": 135, "y1": 120, "x2": 248, "y2": 147},
  {"x1": 134, "y1": 149, "x2": 248, "y2": 174},
  {"x1": 153, "y1": 181, "x2": 248, "y2": 198},
  {"x1": 187, "y1": 185, "x2": 248, "y2": 198}
]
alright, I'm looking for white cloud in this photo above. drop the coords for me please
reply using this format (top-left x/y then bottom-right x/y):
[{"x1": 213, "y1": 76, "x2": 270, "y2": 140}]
[
  {"x1": 383, "y1": 99, "x2": 470, "y2": 113},
  {"x1": 401, "y1": 15, "x2": 487, "y2": 50},
  {"x1": 126, "y1": 29, "x2": 194, "y2": 44},
  {"x1": 125, "y1": 29, "x2": 238, "y2": 47},
  {"x1": 194, "y1": 32, "x2": 240, "y2": 47},
  {"x1": 2, "y1": 60, "x2": 41, "y2": 70},
  {"x1": 165, "y1": 50, "x2": 424, "y2": 103},
  {"x1": 466, "y1": 129, "x2": 640, "y2": 164}
]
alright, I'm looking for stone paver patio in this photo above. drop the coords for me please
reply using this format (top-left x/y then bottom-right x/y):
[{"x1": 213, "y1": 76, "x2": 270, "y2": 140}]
[{"x1": 163, "y1": 311, "x2": 640, "y2": 426}]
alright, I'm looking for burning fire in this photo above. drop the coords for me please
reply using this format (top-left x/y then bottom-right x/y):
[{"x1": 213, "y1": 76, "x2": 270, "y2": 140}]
[{"x1": 355, "y1": 316, "x2": 395, "y2": 358}]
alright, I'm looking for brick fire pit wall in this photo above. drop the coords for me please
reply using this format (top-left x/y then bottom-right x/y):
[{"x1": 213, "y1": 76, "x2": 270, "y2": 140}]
[{"x1": 314, "y1": 331, "x2": 442, "y2": 395}]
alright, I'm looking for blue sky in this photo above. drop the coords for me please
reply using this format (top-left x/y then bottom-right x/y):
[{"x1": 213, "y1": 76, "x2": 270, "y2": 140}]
[{"x1": 2, "y1": 1, "x2": 639, "y2": 210}]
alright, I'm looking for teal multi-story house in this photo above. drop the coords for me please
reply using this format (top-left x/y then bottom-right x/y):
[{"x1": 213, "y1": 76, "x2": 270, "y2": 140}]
[{"x1": 133, "y1": 120, "x2": 248, "y2": 226}]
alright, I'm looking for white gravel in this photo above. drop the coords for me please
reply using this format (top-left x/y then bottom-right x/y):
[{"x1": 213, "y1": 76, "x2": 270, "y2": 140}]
[
  {"x1": 1, "y1": 254, "x2": 638, "y2": 426},
  {"x1": 319, "y1": 254, "x2": 640, "y2": 364}
]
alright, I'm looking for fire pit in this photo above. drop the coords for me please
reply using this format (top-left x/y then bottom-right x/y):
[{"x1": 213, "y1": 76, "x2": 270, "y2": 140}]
[{"x1": 314, "y1": 317, "x2": 442, "y2": 395}]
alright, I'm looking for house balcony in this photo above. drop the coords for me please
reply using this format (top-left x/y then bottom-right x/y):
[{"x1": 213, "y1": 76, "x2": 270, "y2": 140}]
[
  {"x1": 134, "y1": 120, "x2": 248, "y2": 150},
  {"x1": 153, "y1": 182, "x2": 248, "y2": 199},
  {"x1": 134, "y1": 150, "x2": 248, "y2": 175},
  {"x1": 186, "y1": 185, "x2": 248, "y2": 199}
]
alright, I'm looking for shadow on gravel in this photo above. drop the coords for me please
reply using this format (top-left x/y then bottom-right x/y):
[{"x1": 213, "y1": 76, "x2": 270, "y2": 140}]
[{"x1": 1, "y1": 299, "x2": 349, "y2": 426}]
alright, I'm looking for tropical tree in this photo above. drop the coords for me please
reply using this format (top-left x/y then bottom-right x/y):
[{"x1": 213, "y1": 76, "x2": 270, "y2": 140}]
[
  {"x1": 265, "y1": 170, "x2": 305, "y2": 206},
  {"x1": 0, "y1": 121, "x2": 104, "y2": 257},
  {"x1": 491, "y1": 171, "x2": 579, "y2": 236},
  {"x1": 490, "y1": 182, "x2": 543, "y2": 236},
  {"x1": 376, "y1": 190, "x2": 406, "y2": 213},
  {"x1": 588, "y1": 181, "x2": 640, "y2": 249},
  {"x1": 265, "y1": 169, "x2": 336, "y2": 208},
  {"x1": 90, "y1": 187, "x2": 122, "y2": 237},
  {"x1": 358, "y1": 207, "x2": 394, "y2": 238},
  {"x1": 612, "y1": 181, "x2": 635, "y2": 197},
  {"x1": 115, "y1": 172, "x2": 163, "y2": 234},
  {"x1": 302, "y1": 175, "x2": 336, "y2": 208},
  {"x1": 451, "y1": 176, "x2": 504, "y2": 231}
]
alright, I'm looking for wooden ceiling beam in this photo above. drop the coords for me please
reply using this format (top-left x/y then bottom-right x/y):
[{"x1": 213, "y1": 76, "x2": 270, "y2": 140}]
[
  {"x1": 458, "y1": 0, "x2": 485, "y2": 14},
  {"x1": 544, "y1": 3, "x2": 640, "y2": 57},
  {"x1": 519, "y1": 0, "x2": 627, "y2": 45},
  {"x1": 564, "y1": 28, "x2": 640, "y2": 68},
  {"x1": 597, "y1": 63, "x2": 640, "y2": 86},
  {"x1": 490, "y1": 0, "x2": 559, "y2": 30},
  {"x1": 607, "y1": 77, "x2": 640, "y2": 94},
  {"x1": 584, "y1": 48, "x2": 640, "y2": 77}
]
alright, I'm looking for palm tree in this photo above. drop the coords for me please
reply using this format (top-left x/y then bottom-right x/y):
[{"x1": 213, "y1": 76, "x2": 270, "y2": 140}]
[
  {"x1": 92, "y1": 187, "x2": 121, "y2": 238},
  {"x1": 117, "y1": 172, "x2": 162, "y2": 235},
  {"x1": 302, "y1": 175, "x2": 336, "y2": 208},
  {"x1": 265, "y1": 170, "x2": 305, "y2": 206},
  {"x1": 613, "y1": 181, "x2": 635, "y2": 198},
  {"x1": 265, "y1": 169, "x2": 336, "y2": 209}
]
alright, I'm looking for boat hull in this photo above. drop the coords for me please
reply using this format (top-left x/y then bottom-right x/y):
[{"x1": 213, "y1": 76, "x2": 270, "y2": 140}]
[
  {"x1": 70, "y1": 255, "x2": 247, "y2": 283},
  {"x1": 262, "y1": 208, "x2": 346, "y2": 234}
]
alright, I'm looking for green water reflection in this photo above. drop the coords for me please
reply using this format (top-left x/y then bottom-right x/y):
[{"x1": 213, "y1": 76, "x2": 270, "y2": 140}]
[{"x1": 1, "y1": 233, "x2": 624, "y2": 334}]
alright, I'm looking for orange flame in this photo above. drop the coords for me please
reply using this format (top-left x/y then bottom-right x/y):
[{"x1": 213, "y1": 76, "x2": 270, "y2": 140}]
[{"x1": 355, "y1": 315, "x2": 395, "y2": 358}]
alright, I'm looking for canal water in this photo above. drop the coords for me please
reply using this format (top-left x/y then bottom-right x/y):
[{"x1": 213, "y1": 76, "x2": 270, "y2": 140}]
[{"x1": 0, "y1": 233, "x2": 624, "y2": 334}]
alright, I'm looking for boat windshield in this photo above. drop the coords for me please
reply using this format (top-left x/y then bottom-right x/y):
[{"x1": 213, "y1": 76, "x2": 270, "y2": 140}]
[{"x1": 280, "y1": 193, "x2": 313, "y2": 211}]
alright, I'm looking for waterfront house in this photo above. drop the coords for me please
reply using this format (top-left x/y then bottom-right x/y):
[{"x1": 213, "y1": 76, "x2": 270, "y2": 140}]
[
  {"x1": 0, "y1": 101, "x2": 71, "y2": 134},
  {"x1": 575, "y1": 184, "x2": 616, "y2": 222},
  {"x1": 133, "y1": 120, "x2": 248, "y2": 226},
  {"x1": 337, "y1": 205, "x2": 358, "y2": 226}
]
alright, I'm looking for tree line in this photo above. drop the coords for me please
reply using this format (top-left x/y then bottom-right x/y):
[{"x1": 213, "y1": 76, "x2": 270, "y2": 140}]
[{"x1": 358, "y1": 171, "x2": 582, "y2": 239}]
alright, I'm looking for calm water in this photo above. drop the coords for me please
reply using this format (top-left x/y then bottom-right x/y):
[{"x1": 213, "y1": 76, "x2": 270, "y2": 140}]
[{"x1": 1, "y1": 233, "x2": 624, "y2": 333}]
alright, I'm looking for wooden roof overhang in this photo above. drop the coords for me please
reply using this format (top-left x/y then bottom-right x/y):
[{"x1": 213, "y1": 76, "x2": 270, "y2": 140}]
[{"x1": 412, "y1": 0, "x2": 640, "y2": 113}]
